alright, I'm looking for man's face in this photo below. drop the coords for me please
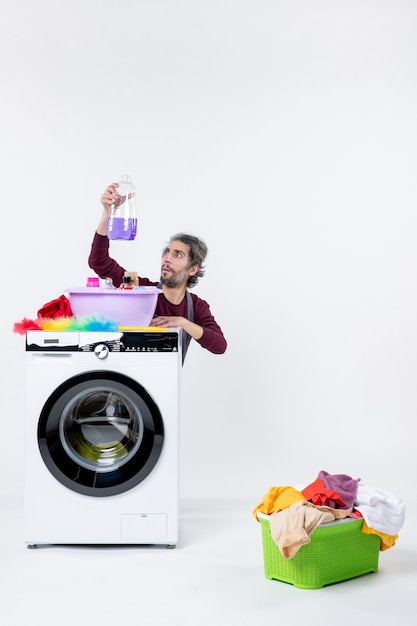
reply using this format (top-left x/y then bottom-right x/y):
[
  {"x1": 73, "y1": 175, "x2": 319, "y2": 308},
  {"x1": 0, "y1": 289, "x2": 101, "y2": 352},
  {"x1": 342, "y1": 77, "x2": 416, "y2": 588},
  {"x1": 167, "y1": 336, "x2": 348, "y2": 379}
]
[{"x1": 160, "y1": 240, "x2": 198, "y2": 288}]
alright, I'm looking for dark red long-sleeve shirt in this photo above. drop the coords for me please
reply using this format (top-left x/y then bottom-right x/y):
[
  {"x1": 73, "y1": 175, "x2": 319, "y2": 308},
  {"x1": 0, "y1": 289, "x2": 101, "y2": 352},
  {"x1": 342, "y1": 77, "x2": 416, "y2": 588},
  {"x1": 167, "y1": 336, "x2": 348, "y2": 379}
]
[{"x1": 88, "y1": 232, "x2": 227, "y2": 355}]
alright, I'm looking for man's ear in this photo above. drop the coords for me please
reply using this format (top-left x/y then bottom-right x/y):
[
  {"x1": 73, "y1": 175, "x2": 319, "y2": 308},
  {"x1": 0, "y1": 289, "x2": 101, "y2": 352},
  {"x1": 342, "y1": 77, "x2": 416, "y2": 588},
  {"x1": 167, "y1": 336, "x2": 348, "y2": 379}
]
[{"x1": 189, "y1": 264, "x2": 199, "y2": 276}]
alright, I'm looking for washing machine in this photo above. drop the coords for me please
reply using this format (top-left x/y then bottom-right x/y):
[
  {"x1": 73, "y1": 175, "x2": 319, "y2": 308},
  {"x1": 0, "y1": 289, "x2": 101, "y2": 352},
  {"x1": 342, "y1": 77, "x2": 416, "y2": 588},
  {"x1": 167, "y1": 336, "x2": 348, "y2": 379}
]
[{"x1": 24, "y1": 329, "x2": 181, "y2": 548}]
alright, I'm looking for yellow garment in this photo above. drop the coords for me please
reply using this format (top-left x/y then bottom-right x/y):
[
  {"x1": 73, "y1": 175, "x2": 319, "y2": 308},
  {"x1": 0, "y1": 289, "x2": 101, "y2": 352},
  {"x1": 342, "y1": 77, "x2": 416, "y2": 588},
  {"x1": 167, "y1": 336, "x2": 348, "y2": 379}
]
[
  {"x1": 361, "y1": 519, "x2": 398, "y2": 551},
  {"x1": 252, "y1": 485, "x2": 306, "y2": 520}
]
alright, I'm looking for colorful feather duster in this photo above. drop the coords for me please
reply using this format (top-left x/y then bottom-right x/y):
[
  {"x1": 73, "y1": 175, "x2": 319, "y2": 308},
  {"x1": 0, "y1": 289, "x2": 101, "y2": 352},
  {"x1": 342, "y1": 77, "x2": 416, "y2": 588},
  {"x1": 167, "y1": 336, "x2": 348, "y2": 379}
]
[{"x1": 13, "y1": 315, "x2": 118, "y2": 334}]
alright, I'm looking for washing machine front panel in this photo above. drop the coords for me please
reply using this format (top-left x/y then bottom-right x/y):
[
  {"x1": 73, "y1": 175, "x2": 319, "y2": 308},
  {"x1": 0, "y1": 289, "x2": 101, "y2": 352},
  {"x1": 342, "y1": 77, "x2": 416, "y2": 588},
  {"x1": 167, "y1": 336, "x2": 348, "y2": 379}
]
[
  {"x1": 24, "y1": 330, "x2": 181, "y2": 545},
  {"x1": 38, "y1": 370, "x2": 164, "y2": 497}
]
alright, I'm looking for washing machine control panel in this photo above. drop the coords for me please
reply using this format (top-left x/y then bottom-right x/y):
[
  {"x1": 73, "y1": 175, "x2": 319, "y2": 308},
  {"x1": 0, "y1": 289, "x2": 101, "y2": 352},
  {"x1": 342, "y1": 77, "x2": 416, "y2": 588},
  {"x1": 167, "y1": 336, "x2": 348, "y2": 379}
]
[
  {"x1": 81, "y1": 332, "x2": 179, "y2": 353},
  {"x1": 26, "y1": 331, "x2": 180, "y2": 353}
]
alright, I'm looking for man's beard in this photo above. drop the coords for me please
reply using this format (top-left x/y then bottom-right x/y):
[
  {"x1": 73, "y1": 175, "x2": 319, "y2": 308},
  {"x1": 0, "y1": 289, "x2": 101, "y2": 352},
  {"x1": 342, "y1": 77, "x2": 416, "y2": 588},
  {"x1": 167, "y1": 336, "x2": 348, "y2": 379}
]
[{"x1": 160, "y1": 267, "x2": 189, "y2": 288}]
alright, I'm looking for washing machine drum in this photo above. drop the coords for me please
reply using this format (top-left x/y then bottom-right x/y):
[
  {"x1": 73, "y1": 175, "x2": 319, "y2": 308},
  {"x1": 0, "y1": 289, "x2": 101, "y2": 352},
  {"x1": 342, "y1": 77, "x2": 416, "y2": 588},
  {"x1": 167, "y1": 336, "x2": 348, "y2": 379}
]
[{"x1": 37, "y1": 371, "x2": 164, "y2": 497}]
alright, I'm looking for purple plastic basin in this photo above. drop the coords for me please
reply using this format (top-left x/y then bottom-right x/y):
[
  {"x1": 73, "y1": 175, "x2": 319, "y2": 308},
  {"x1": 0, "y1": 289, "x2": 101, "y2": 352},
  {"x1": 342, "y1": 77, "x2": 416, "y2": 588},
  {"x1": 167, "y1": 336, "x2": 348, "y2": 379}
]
[{"x1": 66, "y1": 286, "x2": 161, "y2": 326}]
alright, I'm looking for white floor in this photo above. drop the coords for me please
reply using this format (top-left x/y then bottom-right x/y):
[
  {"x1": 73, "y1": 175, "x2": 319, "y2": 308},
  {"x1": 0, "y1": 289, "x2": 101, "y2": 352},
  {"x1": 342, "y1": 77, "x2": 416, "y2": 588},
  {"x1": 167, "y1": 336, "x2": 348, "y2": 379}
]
[{"x1": 1, "y1": 494, "x2": 415, "y2": 626}]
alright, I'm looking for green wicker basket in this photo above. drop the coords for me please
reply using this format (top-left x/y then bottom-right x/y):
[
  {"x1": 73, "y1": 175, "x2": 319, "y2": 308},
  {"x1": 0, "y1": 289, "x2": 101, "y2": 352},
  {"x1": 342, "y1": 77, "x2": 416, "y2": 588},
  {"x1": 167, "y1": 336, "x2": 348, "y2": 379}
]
[{"x1": 258, "y1": 514, "x2": 380, "y2": 589}]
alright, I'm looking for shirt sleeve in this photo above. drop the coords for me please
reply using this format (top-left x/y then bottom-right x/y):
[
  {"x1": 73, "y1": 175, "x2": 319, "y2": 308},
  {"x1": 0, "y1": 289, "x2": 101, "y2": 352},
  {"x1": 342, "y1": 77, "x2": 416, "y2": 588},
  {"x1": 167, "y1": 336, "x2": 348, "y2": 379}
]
[
  {"x1": 192, "y1": 295, "x2": 227, "y2": 354},
  {"x1": 88, "y1": 232, "x2": 125, "y2": 288}
]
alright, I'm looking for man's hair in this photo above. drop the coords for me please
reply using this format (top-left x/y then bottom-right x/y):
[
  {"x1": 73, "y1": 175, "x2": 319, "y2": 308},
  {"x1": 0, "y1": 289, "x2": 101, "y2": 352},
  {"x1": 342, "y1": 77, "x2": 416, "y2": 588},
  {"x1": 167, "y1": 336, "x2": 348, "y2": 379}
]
[{"x1": 168, "y1": 233, "x2": 208, "y2": 288}]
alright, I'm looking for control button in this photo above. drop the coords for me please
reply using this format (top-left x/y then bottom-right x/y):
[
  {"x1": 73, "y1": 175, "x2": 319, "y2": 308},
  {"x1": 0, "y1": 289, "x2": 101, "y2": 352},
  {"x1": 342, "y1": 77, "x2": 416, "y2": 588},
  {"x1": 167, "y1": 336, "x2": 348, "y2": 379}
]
[{"x1": 94, "y1": 344, "x2": 109, "y2": 360}]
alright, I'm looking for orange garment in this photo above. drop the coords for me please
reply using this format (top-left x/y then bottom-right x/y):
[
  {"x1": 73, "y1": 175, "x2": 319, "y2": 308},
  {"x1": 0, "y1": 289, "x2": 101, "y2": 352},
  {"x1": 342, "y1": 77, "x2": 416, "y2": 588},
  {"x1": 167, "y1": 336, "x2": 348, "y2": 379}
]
[
  {"x1": 252, "y1": 485, "x2": 306, "y2": 520},
  {"x1": 361, "y1": 520, "x2": 397, "y2": 551}
]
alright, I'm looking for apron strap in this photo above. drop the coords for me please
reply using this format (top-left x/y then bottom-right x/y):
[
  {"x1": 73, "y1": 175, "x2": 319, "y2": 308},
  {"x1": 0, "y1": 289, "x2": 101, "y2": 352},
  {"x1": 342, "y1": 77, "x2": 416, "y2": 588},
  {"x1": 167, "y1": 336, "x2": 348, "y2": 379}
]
[
  {"x1": 157, "y1": 284, "x2": 194, "y2": 364},
  {"x1": 181, "y1": 290, "x2": 194, "y2": 364}
]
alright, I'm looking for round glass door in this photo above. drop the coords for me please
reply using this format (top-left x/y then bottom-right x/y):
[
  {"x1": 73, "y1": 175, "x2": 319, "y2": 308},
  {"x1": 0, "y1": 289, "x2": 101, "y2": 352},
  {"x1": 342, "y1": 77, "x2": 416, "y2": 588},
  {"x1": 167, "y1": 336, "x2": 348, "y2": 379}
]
[{"x1": 38, "y1": 371, "x2": 164, "y2": 496}]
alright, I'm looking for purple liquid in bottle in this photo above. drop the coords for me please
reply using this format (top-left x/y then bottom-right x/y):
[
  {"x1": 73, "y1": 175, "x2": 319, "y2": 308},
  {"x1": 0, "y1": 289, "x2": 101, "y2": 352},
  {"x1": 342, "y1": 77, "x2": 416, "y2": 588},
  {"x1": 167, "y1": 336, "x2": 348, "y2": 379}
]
[
  {"x1": 107, "y1": 175, "x2": 137, "y2": 240},
  {"x1": 107, "y1": 217, "x2": 137, "y2": 241}
]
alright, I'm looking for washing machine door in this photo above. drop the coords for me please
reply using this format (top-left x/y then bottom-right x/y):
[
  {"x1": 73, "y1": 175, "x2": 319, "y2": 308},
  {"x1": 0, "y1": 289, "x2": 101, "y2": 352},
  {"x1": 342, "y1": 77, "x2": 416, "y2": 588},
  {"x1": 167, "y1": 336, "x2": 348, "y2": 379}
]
[{"x1": 37, "y1": 371, "x2": 164, "y2": 496}]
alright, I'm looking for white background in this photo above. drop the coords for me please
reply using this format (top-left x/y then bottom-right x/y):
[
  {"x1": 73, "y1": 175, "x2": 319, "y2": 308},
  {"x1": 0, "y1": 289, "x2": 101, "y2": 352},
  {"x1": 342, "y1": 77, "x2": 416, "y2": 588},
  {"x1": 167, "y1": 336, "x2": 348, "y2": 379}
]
[{"x1": 1, "y1": 0, "x2": 416, "y2": 514}]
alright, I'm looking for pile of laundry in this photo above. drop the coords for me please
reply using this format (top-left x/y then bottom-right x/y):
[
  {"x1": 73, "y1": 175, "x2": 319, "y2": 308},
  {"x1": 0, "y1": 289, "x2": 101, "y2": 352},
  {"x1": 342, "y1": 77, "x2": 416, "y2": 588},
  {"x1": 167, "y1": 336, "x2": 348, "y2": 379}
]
[{"x1": 253, "y1": 470, "x2": 406, "y2": 560}]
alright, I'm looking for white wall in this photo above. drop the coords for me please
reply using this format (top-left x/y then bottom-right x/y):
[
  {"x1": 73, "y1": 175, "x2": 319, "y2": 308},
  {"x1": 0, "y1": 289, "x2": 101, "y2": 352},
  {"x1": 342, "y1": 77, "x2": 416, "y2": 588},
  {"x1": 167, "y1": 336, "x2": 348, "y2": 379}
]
[{"x1": 2, "y1": 0, "x2": 416, "y2": 508}]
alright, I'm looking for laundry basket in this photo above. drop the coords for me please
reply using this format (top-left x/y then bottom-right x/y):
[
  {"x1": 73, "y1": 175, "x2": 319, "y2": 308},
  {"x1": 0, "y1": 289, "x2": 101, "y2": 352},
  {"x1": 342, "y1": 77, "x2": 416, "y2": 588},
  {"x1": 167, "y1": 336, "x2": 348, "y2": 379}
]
[{"x1": 257, "y1": 513, "x2": 380, "y2": 589}]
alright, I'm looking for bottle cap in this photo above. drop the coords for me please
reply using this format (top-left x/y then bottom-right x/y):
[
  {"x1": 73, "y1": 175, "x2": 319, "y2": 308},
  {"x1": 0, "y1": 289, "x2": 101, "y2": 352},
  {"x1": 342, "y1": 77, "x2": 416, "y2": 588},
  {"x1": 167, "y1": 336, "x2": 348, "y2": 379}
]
[{"x1": 86, "y1": 277, "x2": 100, "y2": 287}]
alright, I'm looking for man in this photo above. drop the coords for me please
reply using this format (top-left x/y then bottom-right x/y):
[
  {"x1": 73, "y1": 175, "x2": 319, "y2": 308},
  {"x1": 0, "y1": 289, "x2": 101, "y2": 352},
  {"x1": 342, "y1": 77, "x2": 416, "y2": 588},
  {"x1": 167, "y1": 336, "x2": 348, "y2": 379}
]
[{"x1": 88, "y1": 182, "x2": 227, "y2": 362}]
